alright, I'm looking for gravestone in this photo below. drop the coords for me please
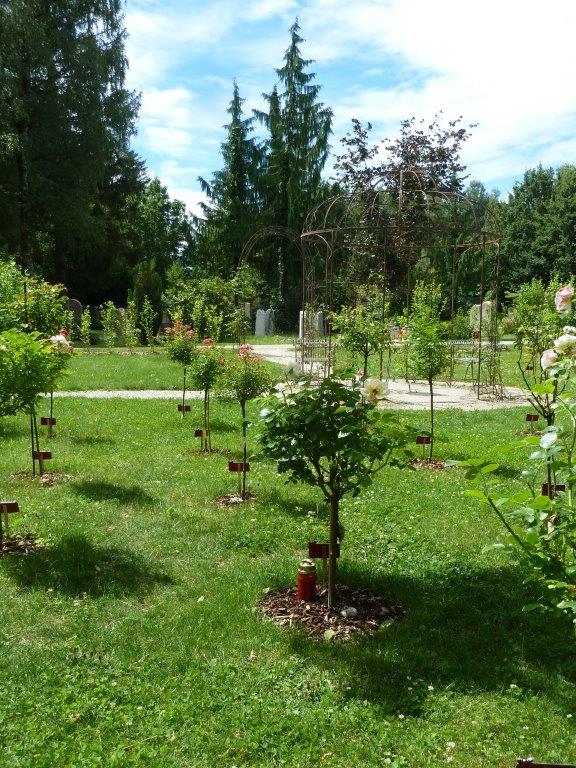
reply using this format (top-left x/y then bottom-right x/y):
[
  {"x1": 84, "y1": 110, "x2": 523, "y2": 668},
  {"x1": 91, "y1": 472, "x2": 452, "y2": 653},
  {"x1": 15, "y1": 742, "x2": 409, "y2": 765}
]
[
  {"x1": 299, "y1": 310, "x2": 325, "y2": 338},
  {"x1": 244, "y1": 302, "x2": 251, "y2": 320},
  {"x1": 65, "y1": 298, "x2": 83, "y2": 335},
  {"x1": 265, "y1": 308, "x2": 275, "y2": 335},
  {"x1": 255, "y1": 309, "x2": 267, "y2": 337},
  {"x1": 89, "y1": 305, "x2": 101, "y2": 329}
]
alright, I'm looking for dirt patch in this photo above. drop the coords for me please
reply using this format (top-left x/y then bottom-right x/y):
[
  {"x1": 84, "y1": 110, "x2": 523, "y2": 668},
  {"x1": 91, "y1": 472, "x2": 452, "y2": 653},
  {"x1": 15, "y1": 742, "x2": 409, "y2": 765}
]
[
  {"x1": 260, "y1": 583, "x2": 404, "y2": 641},
  {"x1": 10, "y1": 471, "x2": 72, "y2": 486},
  {"x1": 188, "y1": 448, "x2": 232, "y2": 458},
  {"x1": 217, "y1": 491, "x2": 256, "y2": 507},
  {"x1": 410, "y1": 459, "x2": 447, "y2": 470},
  {"x1": 0, "y1": 534, "x2": 45, "y2": 556}
]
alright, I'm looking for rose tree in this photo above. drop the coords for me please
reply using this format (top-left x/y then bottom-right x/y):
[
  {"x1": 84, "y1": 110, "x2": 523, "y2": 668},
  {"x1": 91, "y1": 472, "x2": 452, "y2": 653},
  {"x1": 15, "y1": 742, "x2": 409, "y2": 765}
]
[
  {"x1": 259, "y1": 377, "x2": 412, "y2": 608},
  {"x1": 189, "y1": 338, "x2": 226, "y2": 451},
  {"x1": 223, "y1": 345, "x2": 273, "y2": 498},
  {"x1": 165, "y1": 321, "x2": 198, "y2": 415}
]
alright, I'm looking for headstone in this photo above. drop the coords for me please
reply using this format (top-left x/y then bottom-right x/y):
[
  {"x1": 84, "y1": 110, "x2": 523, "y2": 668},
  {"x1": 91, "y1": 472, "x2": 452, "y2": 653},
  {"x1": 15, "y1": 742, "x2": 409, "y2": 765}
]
[
  {"x1": 299, "y1": 310, "x2": 325, "y2": 338},
  {"x1": 89, "y1": 305, "x2": 101, "y2": 329},
  {"x1": 255, "y1": 309, "x2": 267, "y2": 337},
  {"x1": 244, "y1": 302, "x2": 251, "y2": 320},
  {"x1": 160, "y1": 311, "x2": 172, "y2": 331},
  {"x1": 264, "y1": 308, "x2": 275, "y2": 335},
  {"x1": 65, "y1": 298, "x2": 83, "y2": 335}
]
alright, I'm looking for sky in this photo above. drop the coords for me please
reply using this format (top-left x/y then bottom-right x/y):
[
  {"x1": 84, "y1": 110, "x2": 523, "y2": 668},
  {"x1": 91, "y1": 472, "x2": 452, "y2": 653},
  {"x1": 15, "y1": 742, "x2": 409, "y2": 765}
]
[{"x1": 124, "y1": 0, "x2": 576, "y2": 217}]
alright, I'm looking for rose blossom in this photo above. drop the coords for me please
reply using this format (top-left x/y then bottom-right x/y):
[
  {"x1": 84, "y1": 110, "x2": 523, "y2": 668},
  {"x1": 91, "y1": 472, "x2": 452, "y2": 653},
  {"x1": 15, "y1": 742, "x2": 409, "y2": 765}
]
[
  {"x1": 541, "y1": 349, "x2": 560, "y2": 369},
  {"x1": 555, "y1": 285, "x2": 574, "y2": 313},
  {"x1": 361, "y1": 378, "x2": 389, "y2": 402},
  {"x1": 553, "y1": 334, "x2": 576, "y2": 353}
]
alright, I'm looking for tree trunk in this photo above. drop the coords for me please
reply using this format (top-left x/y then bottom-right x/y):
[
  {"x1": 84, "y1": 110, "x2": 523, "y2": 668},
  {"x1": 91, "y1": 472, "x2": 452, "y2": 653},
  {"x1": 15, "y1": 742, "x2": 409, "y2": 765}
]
[
  {"x1": 241, "y1": 400, "x2": 247, "y2": 498},
  {"x1": 428, "y1": 376, "x2": 434, "y2": 462},
  {"x1": 16, "y1": 46, "x2": 32, "y2": 273},
  {"x1": 328, "y1": 494, "x2": 339, "y2": 609},
  {"x1": 181, "y1": 367, "x2": 187, "y2": 417}
]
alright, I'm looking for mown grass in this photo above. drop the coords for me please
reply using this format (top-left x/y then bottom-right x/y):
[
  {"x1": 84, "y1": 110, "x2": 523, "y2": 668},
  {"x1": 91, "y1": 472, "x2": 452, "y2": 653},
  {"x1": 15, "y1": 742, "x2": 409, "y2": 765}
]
[
  {"x1": 63, "y1": 348, "x2": 284, "y2": 391},
  {"x1": 1, "y1": 397, "x2": 575, "y2": 767}
]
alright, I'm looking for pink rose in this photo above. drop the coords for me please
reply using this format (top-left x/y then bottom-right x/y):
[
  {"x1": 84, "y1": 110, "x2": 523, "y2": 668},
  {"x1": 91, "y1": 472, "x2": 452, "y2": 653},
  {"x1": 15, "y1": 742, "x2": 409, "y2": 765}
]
[
  {"x1": 541, "y1": 348, "x2": 560, "y2": 369},
  {"x1": 555, "y1": 285, "x2": 574, "y2": 313}
]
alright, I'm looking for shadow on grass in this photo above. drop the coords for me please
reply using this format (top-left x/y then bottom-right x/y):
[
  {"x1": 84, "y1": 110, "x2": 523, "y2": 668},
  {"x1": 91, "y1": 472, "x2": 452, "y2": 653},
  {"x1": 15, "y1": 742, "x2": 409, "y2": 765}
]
[
  {"x1": 0, "y1": 534, "x2": 172, "y2": 597},
  {"x1": 286, "y1": 562, "x2": 576, "y2": 715},
  {"x1": 260, "y1": 487, "x2": 327, "y2": 520},
  {"x1": 204, "y1": 417, "x2": 236, "y2": 434},
  {"x1": 70, "y1": 480, "x2": 155, "y2": 506}
]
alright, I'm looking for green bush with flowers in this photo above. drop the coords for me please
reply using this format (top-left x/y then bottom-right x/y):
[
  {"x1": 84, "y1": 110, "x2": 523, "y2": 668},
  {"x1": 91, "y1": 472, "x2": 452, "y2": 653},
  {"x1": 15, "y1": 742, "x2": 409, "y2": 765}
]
[
  {"x1": 188, "y1": 338, "x2": 226, "y2": 451},
  {"x1": 0, "y1": 328, "x2": 73, "y2": 469},
  {"x1": 165, "y1": 320, "x2": 198, "y2": 413},
  {"x1": 259, "y1": 375, "x2": 413, "y2": 607},
  {"x1": 222, "y1": 345, "x2": 274, "y2": 498},
  {"x1": 465, "y1": 282, "x2": 576, "y2": 621}
]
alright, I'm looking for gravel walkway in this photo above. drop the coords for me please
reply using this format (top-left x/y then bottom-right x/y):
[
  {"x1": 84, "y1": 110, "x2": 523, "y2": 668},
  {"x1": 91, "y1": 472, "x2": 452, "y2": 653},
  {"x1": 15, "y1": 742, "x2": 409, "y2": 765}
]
[{"x1": 52, "y1": 344, "x2": 529, "y2": 410}]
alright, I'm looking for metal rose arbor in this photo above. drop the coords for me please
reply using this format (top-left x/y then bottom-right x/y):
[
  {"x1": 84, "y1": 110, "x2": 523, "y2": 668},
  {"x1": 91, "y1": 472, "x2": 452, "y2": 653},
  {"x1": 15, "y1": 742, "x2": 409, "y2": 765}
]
[{"x1": 299, "y1": 168, "x2": 502, "y2": 395}]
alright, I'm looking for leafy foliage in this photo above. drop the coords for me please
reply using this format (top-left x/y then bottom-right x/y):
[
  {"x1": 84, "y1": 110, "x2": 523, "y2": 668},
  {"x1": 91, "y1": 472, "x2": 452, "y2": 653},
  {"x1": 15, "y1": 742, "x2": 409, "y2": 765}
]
[
  {"x1": 0, "y1": 329, "x2": 71, "y2": 417},
  {"x1": 259, "y1": 376, "x2": 412, "y2": 605}
]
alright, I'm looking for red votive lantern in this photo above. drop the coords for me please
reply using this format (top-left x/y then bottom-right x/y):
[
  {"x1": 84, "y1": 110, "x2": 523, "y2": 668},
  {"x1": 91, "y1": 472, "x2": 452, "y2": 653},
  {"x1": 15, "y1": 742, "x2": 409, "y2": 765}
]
[{"x1": 297, "y1": 559, "x2": 317, "y2": 602}]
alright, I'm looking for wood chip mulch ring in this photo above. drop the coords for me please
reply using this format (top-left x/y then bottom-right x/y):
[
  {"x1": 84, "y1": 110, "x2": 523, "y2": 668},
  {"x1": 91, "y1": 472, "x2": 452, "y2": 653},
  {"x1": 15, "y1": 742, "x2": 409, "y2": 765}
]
[
  {"x1": 0, "y1": 534, "x2": 45, "y2": 556},
  {"x1": 10, "y1": 471, "x2": 72, "y2": 486},
  {"x1": 188, "y1": 448, "x2": 232, "y2": 457},
  {"x1": 260, "y1": 583, "x2": 404, "y2": 641},
  {"x1": 217, "y1": 491, "x2": 256, "y2": 507},
  {"x1": 410, "y1": 459, "x2": 447, "y2": 470}
]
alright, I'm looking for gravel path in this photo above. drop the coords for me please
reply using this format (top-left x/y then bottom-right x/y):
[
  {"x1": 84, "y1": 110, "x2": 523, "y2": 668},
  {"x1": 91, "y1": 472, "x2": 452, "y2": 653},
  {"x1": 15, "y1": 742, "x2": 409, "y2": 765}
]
[{"x1": 52, "y1": 344, "x2": 529, "y2": 410}]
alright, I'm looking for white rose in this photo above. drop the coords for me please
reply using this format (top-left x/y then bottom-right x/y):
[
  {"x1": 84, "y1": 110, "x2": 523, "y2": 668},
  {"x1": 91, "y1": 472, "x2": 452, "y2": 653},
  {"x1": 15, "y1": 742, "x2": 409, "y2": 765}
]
[
  {"x1": 553, "y1": 334, "x2": 576, "y2": 354},
  {"x1": 541, "y1": 349, "x2": 560, "y2": 369}
]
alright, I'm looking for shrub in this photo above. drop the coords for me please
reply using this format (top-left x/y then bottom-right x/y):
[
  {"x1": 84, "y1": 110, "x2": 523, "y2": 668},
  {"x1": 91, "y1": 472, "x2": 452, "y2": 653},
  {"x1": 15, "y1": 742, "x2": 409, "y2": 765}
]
[{"x1": 260, "y1": 376, "x2": 412, "y2": 607}]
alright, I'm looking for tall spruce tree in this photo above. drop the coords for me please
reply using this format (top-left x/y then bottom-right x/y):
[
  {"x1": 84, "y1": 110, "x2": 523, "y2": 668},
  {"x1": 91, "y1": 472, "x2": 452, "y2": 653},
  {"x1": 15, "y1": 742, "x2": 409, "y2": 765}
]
[
  {"x1": 0, "y1": 0, "x2": 140, "y2": 296},
  {"x1": 255, "y1": 21, "x2": 332, "y2": 324},
  {"x1": 196, "y1": 81, "x2": 262, "y2": 278}
]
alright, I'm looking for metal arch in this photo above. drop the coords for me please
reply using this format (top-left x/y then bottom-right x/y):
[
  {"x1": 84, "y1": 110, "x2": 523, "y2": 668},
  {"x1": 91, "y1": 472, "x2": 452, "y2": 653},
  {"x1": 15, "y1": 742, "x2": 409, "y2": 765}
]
[{"x1": 300, "y1": 166, "x2": 502, "y2": 392}]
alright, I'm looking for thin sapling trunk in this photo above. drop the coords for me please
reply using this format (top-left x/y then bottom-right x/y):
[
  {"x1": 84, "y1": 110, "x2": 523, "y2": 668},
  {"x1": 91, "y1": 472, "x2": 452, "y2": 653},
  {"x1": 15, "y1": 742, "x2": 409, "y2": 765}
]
[
  {"x1": 328, "y1": 494, "x2": 339, "y2": 609},
  {"x1": 428, "y1": 376, "x2": 434, "y2": 461},
  {"x1": 241, "y1": 400, "x2": 247, "y2": 498}
]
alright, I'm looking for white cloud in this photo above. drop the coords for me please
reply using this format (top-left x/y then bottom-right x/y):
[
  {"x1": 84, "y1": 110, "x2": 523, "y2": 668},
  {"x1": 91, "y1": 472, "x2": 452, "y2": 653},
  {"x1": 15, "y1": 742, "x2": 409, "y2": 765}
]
[
  {"x1": 242, "y1": 0, "x2": 298, "y2": 22},
  {"x1": 125, "y1": 0, "x2": 576, "y2": 208}
]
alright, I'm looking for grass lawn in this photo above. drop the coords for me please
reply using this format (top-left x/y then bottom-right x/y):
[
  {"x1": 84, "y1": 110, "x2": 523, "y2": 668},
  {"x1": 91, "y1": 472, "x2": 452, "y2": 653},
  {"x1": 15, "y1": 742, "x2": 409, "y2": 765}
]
[
  {"x1": 1, "y1": 396, "x2": 575, "y2": 767},
  {"x1": 63, "y1": 348, "x2": 285, "y2": 391}
]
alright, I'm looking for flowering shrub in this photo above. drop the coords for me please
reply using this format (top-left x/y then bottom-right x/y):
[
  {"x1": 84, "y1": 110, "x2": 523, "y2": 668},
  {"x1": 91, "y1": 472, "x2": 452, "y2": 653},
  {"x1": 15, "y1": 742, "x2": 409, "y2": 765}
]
[
  {"x1": 510, "y1": 278, "x2": 566, "y2": 425},
  {"x1": 259, "y1": 376, "x2": 412, "y2": 607},
  {"x1": 0, "y1": 329, "x2": 72, "y2": 469},
  {"x1": 406, "y1": 281, "x2": 449, "y2": 460},
  {"x1": 165, "y1": 321, "x2": 198, "y2": 413},
  {"x1": 189, "y1": 338, "x2": 224, "y2": 450},
  {"x1": 332, "y1": 304, "x2": 385, "y2": 377},
  {"x1": 222, "y1": 345, "x2": 274, "y2": 497},
  {"x1": 466, "y1": 283, "x2": 576, "y2": 620}
]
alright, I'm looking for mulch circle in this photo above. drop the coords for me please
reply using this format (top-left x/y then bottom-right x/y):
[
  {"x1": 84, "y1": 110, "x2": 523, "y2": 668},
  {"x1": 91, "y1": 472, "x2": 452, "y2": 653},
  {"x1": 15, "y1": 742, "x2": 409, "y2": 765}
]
[
  {"x1": 217, "y1": 491, "x2": 256, "y2": 507},
  {"x1": 189, "y1": 448, "x2": 232, "y2": 457},
  {"x1": 0, "y1": 534, "x2": 44, "y2": 556},
  {"x1": 410, "y1": 459, "x2": 446, "y2": 470},
  {"x1": 260, "y1": 583, "x2": 404, "y2": 641},
  {"x1": 10, "y1": 471, "x2": 71, "y2": 486}
]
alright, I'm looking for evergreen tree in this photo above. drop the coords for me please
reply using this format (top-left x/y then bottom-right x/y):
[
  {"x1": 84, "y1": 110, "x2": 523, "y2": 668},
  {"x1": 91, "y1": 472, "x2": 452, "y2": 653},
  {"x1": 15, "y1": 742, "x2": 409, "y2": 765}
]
[
  {"x1": 0, "y1": 0, "x2": 140, "y2": 294},
  {"x1": 255, "y1": 20, "x2": 332, "y2": 324},
  {"x1": 196, "y1": 81, "x2": 262, "y2": 277}
]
